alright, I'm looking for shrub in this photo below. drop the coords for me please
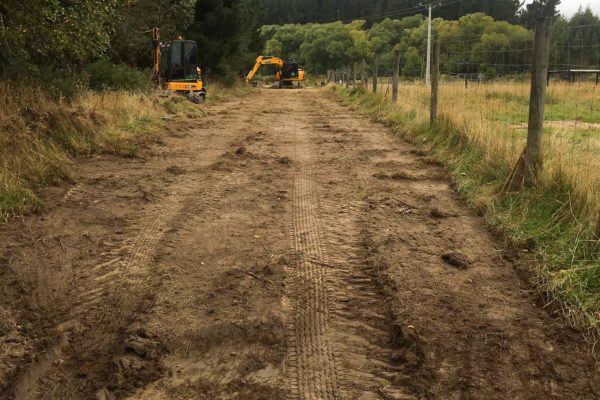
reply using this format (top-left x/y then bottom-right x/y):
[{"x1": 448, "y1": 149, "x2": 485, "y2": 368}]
[{"x1": 86, "y1": 60, "x2": 150, "y2": 92}]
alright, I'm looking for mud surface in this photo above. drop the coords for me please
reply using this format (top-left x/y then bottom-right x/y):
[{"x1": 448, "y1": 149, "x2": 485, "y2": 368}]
[{"x1": 0, "y1": 89, "x2": 598, "y2": 400}]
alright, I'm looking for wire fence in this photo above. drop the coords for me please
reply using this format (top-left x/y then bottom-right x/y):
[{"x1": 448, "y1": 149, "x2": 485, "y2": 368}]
[
  {"x1": 331, "y1": 22, "x2": 600, "y2": 233},
  {"x1": 330, "y1": 19, "x2": 600, "y2": 336}
]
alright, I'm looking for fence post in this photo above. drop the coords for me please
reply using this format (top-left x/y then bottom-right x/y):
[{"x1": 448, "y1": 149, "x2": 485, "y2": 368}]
[
  {"x1": 362, "y1": 59, "x2": 367, "y2": 87},
  {"x1": 524, "y1": 17, "x2": 553, "y2": 183},
  {"x1": 372, "y1": 55, "x2": 379, "y2": 93},
  {"x1": 430, "y1": 41, "x2": 440, "y2": 127},
  {"x1": 391, "y1": 49, "x2": 401, "y2": 103},
  {"x1": 501, "y1": 17, "x2": 553, "y2": 193}
]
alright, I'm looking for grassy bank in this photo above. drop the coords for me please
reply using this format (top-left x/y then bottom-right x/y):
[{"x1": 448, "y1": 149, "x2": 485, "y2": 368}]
[
  {"x1": 333, "y1": 85, "x2": 600, "y2": 343},
  {"x1": 0, "y1": 82, "x2": 251, "y2": 220}
]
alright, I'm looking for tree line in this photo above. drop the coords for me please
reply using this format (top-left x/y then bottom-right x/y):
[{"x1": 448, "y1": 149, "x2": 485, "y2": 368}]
[
  {"x1": 261, "y1": 7, "x2": 599, "y2": 82},
  {"x1": 0, "y1": 0, "x2": 596, "y2": 89}
]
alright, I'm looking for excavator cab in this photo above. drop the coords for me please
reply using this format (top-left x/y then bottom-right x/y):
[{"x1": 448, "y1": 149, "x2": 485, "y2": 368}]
[
  {"x1": 152, "y1": 28, "x2": 206, "y2": 103},
  {"x1": 160, "y1": 40, "x2": 197, "y2": 82},
  {"x1": 279, "y1": 62, "x2": 306, "y2": 88},
  {"x1": 282, "y1": 62, "x2": 299, "y2": 80}
]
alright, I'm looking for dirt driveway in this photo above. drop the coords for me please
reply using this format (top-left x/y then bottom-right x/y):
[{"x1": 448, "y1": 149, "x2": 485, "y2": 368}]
[{"x1": 1, "y1": 89, "x2": 598, "y2": 400}]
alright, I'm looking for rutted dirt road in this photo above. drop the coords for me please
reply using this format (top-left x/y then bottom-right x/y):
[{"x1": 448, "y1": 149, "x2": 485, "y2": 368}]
[{"x1": 1, "y1": 89, "x2": 599, "y2": 400}]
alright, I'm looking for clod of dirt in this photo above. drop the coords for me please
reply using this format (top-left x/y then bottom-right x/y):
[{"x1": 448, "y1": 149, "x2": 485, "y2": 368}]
[
  {"x1": 124, "y1": 335, "x2": 164, "y2": 359},
  {"x1": 277, "y1": 157, "x2": 291, "y2": 165},
  {"x1": 277, "y1": 256, "x2": 288, "y2": 266},
  {"x1": 430, "y1": 207, "x2": 458, "y2": 219},
  {"x1": 95, "y1": 387, "x2": 116, "y2": 400},
  {"x1": 373, "y1": 172, "x2": 417, "y2": 181},
  {"x1": 166, "y1": 165, "x2": 185, "y2": 175},
  {"x1": 390, "y1": 171, "x2": 417, "y2": 181},
  {"x1": 390, "y1": 323, "x2": 420, "y2": 347},
  {"x1": 372, "y1": 172, "x2": 390, "y2": 180},
  {"x1": 421, "y1": 157, "x2": 444, "y2": 167},
  {"x1": 389, "y1": 322, "x2": 425, "y2": 369},
  {"x1": 112, "y1": 353, "x2": 163, "y2": 390},
  {"x1": 441, "y1": 252, "x2": 471, "y2": 269},
  {"x1": 410, "y1": 149, "x2": 428, "y2": 156},
  {"x1": 235, "y1": 147, "x2": 247, "y2": 155}
]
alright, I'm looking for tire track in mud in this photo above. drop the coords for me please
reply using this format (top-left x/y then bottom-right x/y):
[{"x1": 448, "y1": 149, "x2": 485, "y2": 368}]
[
  {"x1": 12, "y1": 123, "x2": 237, "y2": 400},
  {"x1": 286, "y1": 137, "x2": 340, "y2": 399},
  {"x1": 14, "y1": 178, "x2": 214, "y2": 400},
  {"x1": 74, "y1": 181, "x2": 198, "y2": 313},
  {"x1": 285, "y1": 115, "x2": 415, "y2": 399}
]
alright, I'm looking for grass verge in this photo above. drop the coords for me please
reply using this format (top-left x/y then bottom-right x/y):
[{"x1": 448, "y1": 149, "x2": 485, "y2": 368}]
[
  {"x1": 332, "y1": 85, "x2": 600, "y2": 345},
  {"x1": 0, "y1": 81, "x2": 252, "y2": 220}
]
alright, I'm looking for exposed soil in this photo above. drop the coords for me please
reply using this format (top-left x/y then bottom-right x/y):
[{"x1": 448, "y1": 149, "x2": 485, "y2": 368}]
[
  {"x1": 0, "y1": 89, "x2": 598, "y2": 400},
  {"x1": 511, "y1": 120, "x2": 600, "y2": 131}
]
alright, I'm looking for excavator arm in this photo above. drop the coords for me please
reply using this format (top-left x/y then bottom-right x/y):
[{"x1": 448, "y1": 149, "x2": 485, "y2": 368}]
[
  {"x1": 246, "y1": 56, "x2": 284, "y2": 83},
  {"x1": 152, "y1": 27, "x2": 161, "y2": 87}
]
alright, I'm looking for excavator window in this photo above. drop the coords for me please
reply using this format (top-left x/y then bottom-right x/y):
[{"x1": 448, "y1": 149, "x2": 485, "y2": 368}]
[
  {"x1": 282, "y1": 63, "x2": 299, "y2": 79},
  {"x1": 160, "y1": 40, "x2": 198, "y2": 82}
]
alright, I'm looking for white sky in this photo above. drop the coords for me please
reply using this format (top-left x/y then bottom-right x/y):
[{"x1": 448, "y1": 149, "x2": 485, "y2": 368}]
[{"x1": 523, "y1": 0, "x2": 600, "y2": 17}]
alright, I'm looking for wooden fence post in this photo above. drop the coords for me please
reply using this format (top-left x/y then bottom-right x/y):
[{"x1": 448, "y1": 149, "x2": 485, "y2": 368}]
[
  {"x1": 362, "y1": 59, "x2": 367, "y2": 88},
  {"x1": 430, "y1": 41, "x2": 440, "y2": 127},
  {"x1": 372, "y1": 55, "x2": 379, "y2": 93},
  {"x1": 501, "y1": 17, "x2": 553, "y2": 193},
  {"x1": 524, "y1": 17, "x2": 553, "y2": 183},
  {"x1": 391, "y1": 49, "x2": 401, "y2": 104}
]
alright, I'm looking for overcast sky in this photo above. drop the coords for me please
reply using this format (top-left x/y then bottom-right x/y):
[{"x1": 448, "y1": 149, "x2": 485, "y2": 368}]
[{"x1": 522, "y1": 0, "x2": 600, "y2": 17}]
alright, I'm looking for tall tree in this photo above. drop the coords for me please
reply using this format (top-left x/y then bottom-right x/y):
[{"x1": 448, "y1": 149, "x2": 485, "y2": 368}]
[
  {"x1": 519, "y1": 0, "x2": 561, "y2": 28},
  {"x1": 111, "y1": 0, "x2": 196, "y2": 67},
  {"x1": 186, "y1": 0, "x2": 265, "y2": 79},
  {"x1": 0, "y1": 0, "x2": 122, "y2": 73},
  {"x1": 260, "y1": 0, "x2": 521, "y2": 25}
]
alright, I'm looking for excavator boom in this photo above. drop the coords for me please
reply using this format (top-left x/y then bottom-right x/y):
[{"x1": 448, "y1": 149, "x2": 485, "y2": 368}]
[
  {"x1": 246, "y1": 55, "x2": 304, "y2": 87},
  {"x1": 246, "y1": 56, "x2": 284, "y2": 82}
]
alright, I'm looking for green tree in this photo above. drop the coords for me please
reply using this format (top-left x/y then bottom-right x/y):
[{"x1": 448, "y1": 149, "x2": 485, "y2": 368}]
[
  {"x1": 185, "y1": 0, "x2": 265, "y2": 80},
  {"x1": 111, "y1": 0, "x2": 196, "y2": 67},
  {"x1": 564, "y1": 6, "x2": 600, "y2": 68},
  {"x1": 299, "y1": 22, "x2": 355, "y2": 73},
  {"x1": 0, "y1": 0, "x2": 122, "y2": 74},
  {"x1": 368, "y1": 18, "x2": 396, "y2": 92},
  {"x1": 402, "y1": 46, "x2": 423, "y2": 77},
  {"x1": 261, "y1": 23, "x2": 308, "y2": 61},
  {"x1": 520, "y1": 0, "x2": 561, "y2": 29}
]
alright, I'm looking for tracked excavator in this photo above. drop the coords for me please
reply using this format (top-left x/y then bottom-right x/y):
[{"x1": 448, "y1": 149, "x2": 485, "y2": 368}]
[
  {"x1": 246, "y1": 56, "x2": 305, "y2": 88},
  {"x1": 152, "y1": 27, "x2": 206, "y2": 103}
]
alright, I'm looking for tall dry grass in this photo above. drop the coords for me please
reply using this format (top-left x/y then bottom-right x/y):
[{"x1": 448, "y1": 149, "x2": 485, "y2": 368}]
[
  {"x1": 0, "y1": 82, "x2": 207, "y2": 219},
  {"x1": 385, "y1": 79, "x2": 600, "y2": 230}
]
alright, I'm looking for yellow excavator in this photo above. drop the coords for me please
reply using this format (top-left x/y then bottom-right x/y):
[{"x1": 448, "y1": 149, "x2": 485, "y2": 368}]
[
  {"x1": 152, "y1": 27, "x2": 206, "y2": 103},
  {"x1": 246, "y1": 56, "x2": 305, "y2": 88}
]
